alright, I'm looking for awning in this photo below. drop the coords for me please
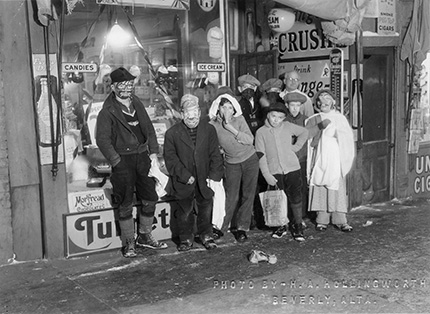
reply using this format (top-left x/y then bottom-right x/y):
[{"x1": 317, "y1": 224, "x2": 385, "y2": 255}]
[
  {"x1": 274, "y1": 0, "x2": 352, "y2": 20},
  {"x1": 400, "y1": 0, "x2": 430, "y2": 68},
  {"x1": 274, "y1": 0, "x2": 369, "y2": 46}
]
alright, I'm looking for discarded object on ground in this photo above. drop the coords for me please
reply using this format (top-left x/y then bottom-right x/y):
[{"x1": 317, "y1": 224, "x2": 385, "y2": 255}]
[
  {"x1": 248, "y1": 250, "x2": 277, "y2": 264},
  {"x1": 362, "y1": 220, "x2": 373, "y2": 227}
]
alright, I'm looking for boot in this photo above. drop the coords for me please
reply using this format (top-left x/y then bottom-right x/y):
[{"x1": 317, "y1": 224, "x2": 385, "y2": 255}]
[
  {"x1": 136, "y1": 233, "x2": 168, "y2": 249},
  {"x1": 122, "y1": 238, "x2": 137, "y2": 258}
]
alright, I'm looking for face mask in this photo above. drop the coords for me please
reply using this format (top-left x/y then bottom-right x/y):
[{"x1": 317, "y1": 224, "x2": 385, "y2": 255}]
[
  {"x1": 182, "y1": 107, "x2": 201, "y2": 128},
  {"x1": 317, "y1": 93, "x2": 335, "y2": 112},
  {"x1": 114, "y1": 81, "x2": 134, "y2": 100},
  {"x1": 241, "y1": 88, "x2": 255, "y2": 100}
]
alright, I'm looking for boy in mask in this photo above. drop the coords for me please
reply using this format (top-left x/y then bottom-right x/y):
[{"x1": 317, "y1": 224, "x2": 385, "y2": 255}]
[
  {"x1": 237, "y1": 74, "x2": 263, "y2": 135},
  {"x1": 96, "y1": 67, "x2": 167, "y2": 258},
  {"x1": 164, "y1": 94, "x2": 224, "y2": 251}
]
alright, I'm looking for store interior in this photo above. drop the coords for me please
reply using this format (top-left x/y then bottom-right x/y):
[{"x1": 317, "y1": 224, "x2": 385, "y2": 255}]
[{"x1": 62, "y1": 2, "x2": 189, "y2": 194}]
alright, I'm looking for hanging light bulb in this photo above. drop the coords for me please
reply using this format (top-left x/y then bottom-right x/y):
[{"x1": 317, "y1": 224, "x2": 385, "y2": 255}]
[{"x1": 107, "y1": 20, "x2": 131, "y2": 47}]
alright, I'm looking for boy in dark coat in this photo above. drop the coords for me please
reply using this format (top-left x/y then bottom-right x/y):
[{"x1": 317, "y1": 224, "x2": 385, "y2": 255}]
[
  {"x1": 237, "y1": 74, "x2": 263, "y2": 135},
  {"x1": 164, "y1": 94, "x2": 224, "y2": 251}
]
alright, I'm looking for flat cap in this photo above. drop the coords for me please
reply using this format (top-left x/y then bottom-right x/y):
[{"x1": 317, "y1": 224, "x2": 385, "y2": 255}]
[
  {"x1": 180, "y1": 94, "x2": 199, "y2": 111},
  {"x1": 284, "y1": 92, "x2": 307, "y2": 104},
  {"x1": 261, "y1": 78, "x2": 283, "y2": 93},
  {"x1": 110, "y1": 67, "x2": 136, "y2": 83},
  {"x1": 267, "y1": 102, "x2": 288, "y2": 115},
  {"x1": 237, "y1": 74, "x2": 260, "y2": 87}
]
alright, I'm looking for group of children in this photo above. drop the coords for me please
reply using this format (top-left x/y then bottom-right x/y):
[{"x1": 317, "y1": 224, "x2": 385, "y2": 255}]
[
  {"x1": 96, "y1": 67, "x2": 355, "y2": 257},
  {"x1": 210, "y1": 70, "x2": 356, "y2": 245}
]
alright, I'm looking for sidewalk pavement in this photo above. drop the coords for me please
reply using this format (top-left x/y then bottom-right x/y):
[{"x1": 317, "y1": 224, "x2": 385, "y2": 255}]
[{"x1": 1, "y1": 197, "x2": 429, "y2": 314}]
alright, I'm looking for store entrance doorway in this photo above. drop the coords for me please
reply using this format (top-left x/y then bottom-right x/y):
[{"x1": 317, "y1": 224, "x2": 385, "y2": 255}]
[{"x1": 360, "y1": 47, "x2": 394, "y2": 204}]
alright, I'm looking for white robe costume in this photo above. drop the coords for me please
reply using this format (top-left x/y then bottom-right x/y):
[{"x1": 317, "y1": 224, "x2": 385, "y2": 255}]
[{"x1": 306, "y1": 110, "x2": 355, "y2": 213}]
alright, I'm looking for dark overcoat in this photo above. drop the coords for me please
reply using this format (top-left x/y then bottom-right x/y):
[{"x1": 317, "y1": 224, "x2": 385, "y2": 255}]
[
  {"x1": 96, "y1": 93, "x2": 158, "y2": 167},
  {"x1": 163, "y1": 120, "x2": 224, "y2": 200}
]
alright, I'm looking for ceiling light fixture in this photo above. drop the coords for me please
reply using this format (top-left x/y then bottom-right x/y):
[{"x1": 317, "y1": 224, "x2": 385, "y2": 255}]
[{"x1": 107, "y1": 20, "x2": 131, "y2": 47}]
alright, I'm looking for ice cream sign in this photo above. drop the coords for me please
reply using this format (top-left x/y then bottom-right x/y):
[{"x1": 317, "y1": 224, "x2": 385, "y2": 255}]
[{"x1": 197, "y1": 63, "x2": 225, "y2": 72}]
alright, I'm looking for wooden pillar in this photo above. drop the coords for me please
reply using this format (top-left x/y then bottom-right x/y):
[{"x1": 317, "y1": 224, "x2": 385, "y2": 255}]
[
  {"x1": 0, "y1": 0, "x2": 68, "y2": 262},
  {"x1": 26, "y1": 0, "x2": 69, "y2": 259},
  {"x1": 0, "y1": 3, "x2": 14, "y2": 263},
  {"x1": 0, "y1": 0, "x2": 43, "y2": 261}
]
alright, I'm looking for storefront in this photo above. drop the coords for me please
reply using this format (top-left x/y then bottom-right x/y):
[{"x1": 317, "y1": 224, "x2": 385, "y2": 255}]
[
  {"x1": 0, "y1": 0, "x2": 427, "y2": 263},
  {"x1": 0, "y1": 0, "x2": 230, "y2": 262},
  {"x1": 59, "y1": 0, "x2": 230, "y2": 257}
]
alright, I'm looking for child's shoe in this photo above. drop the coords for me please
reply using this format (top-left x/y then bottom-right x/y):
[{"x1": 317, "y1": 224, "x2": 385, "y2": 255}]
[
  {"x1": 122, "y1": 239, "x2": 137, "y2": 258},
  {"x1": 136, "y1": 233, "x2": 168, "y2": 249},
  {"x1": 177, "y1": 240, "x2": 193, "y2": 252},
  {"x1": 201, "y1": 235, "x2": 217, "y2": 250},
  {"x1": 212, "y1": 227, "x2": 224, "y2": 240},
  {"x1": 315, "y1": 224, "x2": 327, "y2": 231},
  {"x1": 292, "y1": 223, "x2": 305, "y2": 242},
  {"x1": 272, "y1": 225, "x2": 287, "y2": 239}
]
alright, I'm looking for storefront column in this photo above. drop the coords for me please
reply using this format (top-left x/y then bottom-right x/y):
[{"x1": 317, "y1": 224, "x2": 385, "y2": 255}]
[
  {"x1": 26, "y1": 1, "x2": 69, "y2": 259},
  {"x1": 0, "y1": 6, "x2": 13, "y2": 263},
  {"x1": 0, "y1": 0, "x2": 43, "y2": 261}
]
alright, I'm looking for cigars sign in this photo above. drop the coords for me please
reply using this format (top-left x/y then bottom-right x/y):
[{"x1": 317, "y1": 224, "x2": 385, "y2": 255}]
[
  {"x1": 64, "y1": 203, "x2": 171, "y2": 257},
  {"x1": 411, "y1": 152, "x2": 430, "y2": 196}
]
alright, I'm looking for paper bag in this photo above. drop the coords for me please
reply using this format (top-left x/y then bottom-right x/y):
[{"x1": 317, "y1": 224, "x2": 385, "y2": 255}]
[{"x1": 259, "y1": 189, "x2": 289, "y2": 227}]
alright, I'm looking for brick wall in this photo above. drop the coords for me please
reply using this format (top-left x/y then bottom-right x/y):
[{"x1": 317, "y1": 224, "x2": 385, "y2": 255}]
[{"x1": 0, "y1": 58, "x2": 14, "y2": 263}]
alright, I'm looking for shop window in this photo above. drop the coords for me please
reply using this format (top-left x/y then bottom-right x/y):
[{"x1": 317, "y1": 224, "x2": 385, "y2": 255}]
[
  {"x1": 418, "y1": 55, "x2": 430, "y2": 143},
  {"x1": 407, "y1": 53, "x2": 430, "y2": 154},
  {"x1": 61, "y1": 1, "x2": 224, "y2": 213}
]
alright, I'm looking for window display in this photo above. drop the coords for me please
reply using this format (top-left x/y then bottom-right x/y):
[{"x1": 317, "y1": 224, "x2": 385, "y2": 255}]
[
  {"x1": 61, "y1": 1, "x2": 224, "y2": 213},
  {"x1": 62, "y1": 4, "x2": 186, "y2": 205}
]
